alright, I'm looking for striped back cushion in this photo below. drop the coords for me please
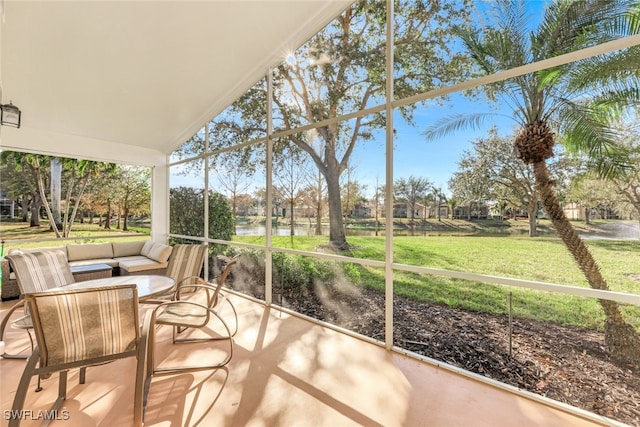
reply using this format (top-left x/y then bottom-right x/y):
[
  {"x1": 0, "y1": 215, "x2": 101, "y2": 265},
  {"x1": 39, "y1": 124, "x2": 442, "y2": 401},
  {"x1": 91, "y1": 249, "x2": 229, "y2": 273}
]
[
  {"x1": 6, "y1": 250, "x2": 75, "y2": 293},
  {"x1": 28, "y1": 285, "x2": 139, "y2": 366},
  {"x1": 165, "y1": 244, "x2": 206, "y2": 286}
]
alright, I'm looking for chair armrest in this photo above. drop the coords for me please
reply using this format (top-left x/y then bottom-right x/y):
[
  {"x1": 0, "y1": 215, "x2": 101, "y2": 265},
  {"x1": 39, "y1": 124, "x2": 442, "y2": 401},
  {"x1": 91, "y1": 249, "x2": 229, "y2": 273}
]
[
  {"x1": 138, "y1": 298, "x2": 169, "y2": 305},
  {"x1": 175, "y1": 282, "x2": 217, "y2": 299},
  {"x1": 175, "y1": 275, "x2": 206, "y2": 288}
]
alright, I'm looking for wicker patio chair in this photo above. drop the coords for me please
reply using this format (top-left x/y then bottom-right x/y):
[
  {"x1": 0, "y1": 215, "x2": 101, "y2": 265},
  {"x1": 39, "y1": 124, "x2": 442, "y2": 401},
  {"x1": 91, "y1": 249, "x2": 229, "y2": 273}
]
[
  {"x1": 1, "y1": 250, "x2": 75, "y2": 360},
  {"x1": 146, "y1": 256, "x2": 238, "y2": 375},
  {"x1": 8, "y1": 285, "x2": 150, "y2": 427}
]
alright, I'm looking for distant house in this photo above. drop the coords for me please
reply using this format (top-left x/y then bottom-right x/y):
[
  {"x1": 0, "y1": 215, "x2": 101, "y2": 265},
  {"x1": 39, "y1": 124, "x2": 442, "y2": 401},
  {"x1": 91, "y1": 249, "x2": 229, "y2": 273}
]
[
  {"x1": 0, "y1": 190, "x2": 14, "y2": 218},
  {"x1": 389, "y1": 202, "x2": 426, "y2": 219},
  {"x1": 452, "y1": 204, "x2": 489, "y2": 220},
  {"x1": 436, "y1": 203, "x2": 450, "y2": 219},
  {"x1": 563, "y1": 202, "x2": 620, "y2": 221},
  {"x1": 564, "y1": 202, "x2": 586, "y2": 221},
  {"x1": 351, "y1": 202, "x2": 371, "y2": 218},
  {"x1": 281, "y1": 205, "x2": 316, "y2": 219}
]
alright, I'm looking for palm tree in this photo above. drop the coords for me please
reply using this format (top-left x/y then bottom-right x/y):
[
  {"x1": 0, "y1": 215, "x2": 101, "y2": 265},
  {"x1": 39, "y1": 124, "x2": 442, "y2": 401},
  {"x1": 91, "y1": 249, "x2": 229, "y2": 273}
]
[{"x1": 426, "y1": 0, "x2": 640, "y2": 364}]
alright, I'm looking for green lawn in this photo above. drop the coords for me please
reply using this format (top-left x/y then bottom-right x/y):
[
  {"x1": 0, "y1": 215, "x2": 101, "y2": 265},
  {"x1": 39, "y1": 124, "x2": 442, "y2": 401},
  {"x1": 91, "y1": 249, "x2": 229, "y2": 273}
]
[
  {"x1": 234, "y1": 234, "x2": 640, "y2": 331},
  {"x1": 2, "y1": 220, "x2": 639, "y2": 331}
]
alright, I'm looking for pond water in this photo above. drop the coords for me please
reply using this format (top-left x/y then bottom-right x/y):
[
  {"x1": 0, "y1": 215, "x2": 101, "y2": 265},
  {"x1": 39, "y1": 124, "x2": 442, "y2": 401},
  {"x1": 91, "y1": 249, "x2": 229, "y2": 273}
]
[
  {"x1": 234, "y1": 222, "x2": 640, "y2": 240},
  {"x1": 235, "y1": 224, "x2": 528, "y2": 237}
]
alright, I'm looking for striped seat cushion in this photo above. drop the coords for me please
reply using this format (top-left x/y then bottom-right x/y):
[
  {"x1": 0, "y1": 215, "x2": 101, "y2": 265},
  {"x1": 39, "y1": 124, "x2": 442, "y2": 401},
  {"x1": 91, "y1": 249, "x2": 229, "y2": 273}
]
[
  {"x1": 166, "y1": 244, "x2": 206, "y2": 287},
  {"x1": 6, "y1": 250, "x2": 75, "y2": 293},
  {"x1": 29, "y1": 285, "x2": 139, "y2": 365}
]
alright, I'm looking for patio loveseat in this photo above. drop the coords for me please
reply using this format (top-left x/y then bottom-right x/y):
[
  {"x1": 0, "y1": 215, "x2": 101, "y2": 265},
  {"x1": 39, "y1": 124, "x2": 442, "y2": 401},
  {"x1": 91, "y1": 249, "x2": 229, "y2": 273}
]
[{"x1": 1, "y1": 240, "x2": 173, "y2": 300}]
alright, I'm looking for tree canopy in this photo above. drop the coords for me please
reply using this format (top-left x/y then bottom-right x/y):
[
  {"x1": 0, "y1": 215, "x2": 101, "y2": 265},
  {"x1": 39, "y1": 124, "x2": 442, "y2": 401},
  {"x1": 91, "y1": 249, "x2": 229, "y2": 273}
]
[
  {"x1": 178, "y1": 0, "x2": 472, "y2": 249},
  {"x1": 169, "y1": 186, "x2": 233, "y2": 248}
]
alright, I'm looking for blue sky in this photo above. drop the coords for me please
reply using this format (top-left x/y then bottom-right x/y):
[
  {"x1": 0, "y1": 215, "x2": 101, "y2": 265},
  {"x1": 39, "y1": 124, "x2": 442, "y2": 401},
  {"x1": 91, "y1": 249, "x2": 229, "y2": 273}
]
[
  {"x1": 347, "y1": 0, "x2": 550, "y2": 197},
  {"x1": 348, "y1": 92, "x2": 518, "y2": 198}
]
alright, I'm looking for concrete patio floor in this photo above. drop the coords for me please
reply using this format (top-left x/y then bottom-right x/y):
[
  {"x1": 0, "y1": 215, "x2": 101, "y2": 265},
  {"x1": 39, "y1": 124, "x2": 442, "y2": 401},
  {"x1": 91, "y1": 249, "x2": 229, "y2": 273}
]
[{"x1": 0, "y1": 293, "x2": 621, "y2": 426}]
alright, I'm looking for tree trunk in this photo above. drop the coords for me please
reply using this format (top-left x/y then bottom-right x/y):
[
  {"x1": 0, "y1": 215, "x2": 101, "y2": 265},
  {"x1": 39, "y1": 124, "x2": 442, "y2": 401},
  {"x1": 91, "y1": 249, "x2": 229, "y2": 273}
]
[
  {"x1": 50, "y1": 157, "x2": 62, "y2": 230},
  {"x1": 325, "y1": 168, "x2": 347, "y2": 248},
  {"x1": 104, "y1": 200, "x2": 111, "y2": 230},
  {"x1": 30, "y1": 200, "x2": 41, "y2": 227},
  {"x1": 123, "y1": 207, "x2": 129, "y2": 231},
  {"x1": 21, "y1": 193, "x2": 29, "y2": 222},
  {"x1": 34, "y1": 160, "x2": 62, "y2": 238},
  {"x1": 527, "y1": 214, "x2": 537, "y2": 237},
  {"x1": 289, "y1": 199, "x2": 295, "y2": 236},
  {"x1": 315, "y1": 173, "x2": 323, "y2": 236},
  {"x1": 409, "y1": 202, "x2": 415, "y2": 231},
  {"x1": 315, "y1": 207, "x2": 323, "y2": 236},
  {"x1": 232, "y1": 196, "x2": 237, "y2": 236},
  {"x1": 534, "y1": 161, "x2": 640, "y2": 365},
  {"x1": 527, "y1": 195, "x2": 538, "y2": 237},
  {"x1": 63, "y1": 178, "x2": 90, "y2": 238}
]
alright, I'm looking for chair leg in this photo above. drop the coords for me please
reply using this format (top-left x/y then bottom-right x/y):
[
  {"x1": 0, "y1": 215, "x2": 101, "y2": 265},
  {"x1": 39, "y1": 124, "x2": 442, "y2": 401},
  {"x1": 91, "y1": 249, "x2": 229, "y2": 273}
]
[
  {"x1": 8, "y1": 348, "x2": 41, "y2": 427},
  {"x1": 145, "y1": 310, "x2": 157, "y2": 390},
  {"x1": 34, "y1": 371, "x2": 68, "y2": 427},
  {"x1": 136, "y1": 314, "x2": 151, "y2": 427},
  {"x1": 37, "y1": 371, "x2": 68, "y2": 427}
]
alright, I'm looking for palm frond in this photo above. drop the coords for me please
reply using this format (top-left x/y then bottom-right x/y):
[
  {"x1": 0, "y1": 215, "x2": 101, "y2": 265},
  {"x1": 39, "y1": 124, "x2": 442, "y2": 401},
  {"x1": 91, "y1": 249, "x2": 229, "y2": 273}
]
[
  {"x1": 568, "y1": 46, "x2": 640, "y2": 92},
  {"x1": 534, "y1": 0, "x2": 636, "y2": 58},
  {"x1": 454, "y1": 0, "x2": 532, "y2": 73},
  {"x1": 580, "y1": 150, "x2": 634, "y2": 179},
  {"x1": 600, "y1": 0, "x2": 640, "y2": 37},
  {"x1": 422, "y1": 113, "x2": 503, "y2": 141},
  {"x1": 454, "y1": 25, "x2": 501, "y2": 75},
  {"x1": 593, "y1": 86, "x2": 640, "y2": 111},
  {"x1": 555, "y1": 100, "x2": 623, "y2": 164},
  {"x1": 537, "y1": 67, "x2": 564, "y2": 89}
]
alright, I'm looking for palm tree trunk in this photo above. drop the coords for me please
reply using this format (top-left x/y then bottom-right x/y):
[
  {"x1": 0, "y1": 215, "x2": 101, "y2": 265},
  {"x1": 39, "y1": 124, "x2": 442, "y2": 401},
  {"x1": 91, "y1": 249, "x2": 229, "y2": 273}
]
[
  {"x1": 534, "y1": 161, "x2": 640, "y2": 365},
  {"x1": 527, "y1": 195, "x2": 538, "y2": 237}
]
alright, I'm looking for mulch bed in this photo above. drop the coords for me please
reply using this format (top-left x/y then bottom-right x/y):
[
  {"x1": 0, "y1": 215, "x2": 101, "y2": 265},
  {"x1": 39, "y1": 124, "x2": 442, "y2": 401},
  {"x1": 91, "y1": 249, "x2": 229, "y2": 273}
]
[{"x1": 268, "y1": 285, "x2": 640, "y2": 426}]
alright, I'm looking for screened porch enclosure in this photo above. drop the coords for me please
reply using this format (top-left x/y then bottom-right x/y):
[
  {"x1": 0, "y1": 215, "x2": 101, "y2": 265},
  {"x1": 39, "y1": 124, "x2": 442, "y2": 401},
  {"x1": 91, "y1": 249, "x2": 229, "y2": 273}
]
[{"x1": 2, "y1": 0, "x2": 640, "y2": 425}]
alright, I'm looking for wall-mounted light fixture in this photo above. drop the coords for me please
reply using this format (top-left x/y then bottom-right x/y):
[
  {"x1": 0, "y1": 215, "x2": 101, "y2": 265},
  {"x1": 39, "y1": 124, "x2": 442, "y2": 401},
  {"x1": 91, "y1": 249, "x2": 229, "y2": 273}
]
[{"x1": 0, "y1": 101, "x2": 21, "y2": 128}]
